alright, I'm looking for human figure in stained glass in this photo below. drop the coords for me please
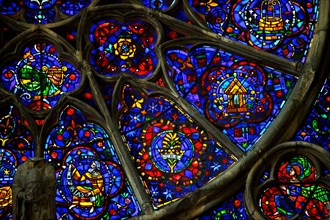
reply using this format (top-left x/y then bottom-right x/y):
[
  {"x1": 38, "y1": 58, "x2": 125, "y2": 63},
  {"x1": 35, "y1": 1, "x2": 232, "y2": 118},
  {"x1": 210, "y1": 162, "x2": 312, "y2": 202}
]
[
  {"x1": 259, "y1": 155, "x2": 330, "y2": 219},
  {"x1": 67, "y1": 160, "x2": 104, "y2": 214},
  {"x1": 274, "y1": 165, "x2": 304, "y2": 217}
]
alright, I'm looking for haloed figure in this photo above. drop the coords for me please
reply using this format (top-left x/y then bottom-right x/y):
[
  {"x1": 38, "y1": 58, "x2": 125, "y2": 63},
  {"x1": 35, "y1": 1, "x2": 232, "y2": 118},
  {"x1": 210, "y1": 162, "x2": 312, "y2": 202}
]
[{"x1": 67, "y1": 160, "x2": 105, "y2": 213}]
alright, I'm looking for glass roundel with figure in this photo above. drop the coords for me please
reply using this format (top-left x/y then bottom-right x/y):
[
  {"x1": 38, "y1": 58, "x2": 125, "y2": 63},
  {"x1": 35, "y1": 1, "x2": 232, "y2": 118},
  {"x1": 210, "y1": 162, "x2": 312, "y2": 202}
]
[{"x1": 0, "y1": 0, "x2": 328, "y2": 219}]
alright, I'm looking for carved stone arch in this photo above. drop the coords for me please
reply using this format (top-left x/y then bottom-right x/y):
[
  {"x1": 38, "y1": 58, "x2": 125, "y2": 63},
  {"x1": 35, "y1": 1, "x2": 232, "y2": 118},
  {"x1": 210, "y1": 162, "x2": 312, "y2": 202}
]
[
  {"x1": 0, "y1": 28, "x2": 80, "y2": 58},
  {"x1": 39, "y1": 96, "x2": 110, "y2": 145},
  {"x1": 0, "y1": 0, "x2": 328, "y2": 219}
]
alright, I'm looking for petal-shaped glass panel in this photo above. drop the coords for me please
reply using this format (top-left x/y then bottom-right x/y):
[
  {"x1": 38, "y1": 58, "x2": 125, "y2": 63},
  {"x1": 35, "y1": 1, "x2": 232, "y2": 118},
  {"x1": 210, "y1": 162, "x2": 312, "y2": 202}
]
[
  {"x1": 23, "y1": 0, "x2": 56, "y2": 10},
  {"x1": 44, "y1": 105, "x2": 141, "y2": 219},
  {"x1": 88, "y1": 18, "x2": 160, "y2": 78},
  {"x1": 119, "y1": 84, "x2": 236, "y2": 207},
  {"x1": 0, "y1": 105, "x2": 34, "y2": 219},
  {"x1": 186, "y1": 0, "x2": 319, "y2": 62},
  {"x1": 165, "y1": 44, "x2": 297, "y2": 151},
  {"x1": 1, "y1": 42, "x2": 82, "y2": 111}
]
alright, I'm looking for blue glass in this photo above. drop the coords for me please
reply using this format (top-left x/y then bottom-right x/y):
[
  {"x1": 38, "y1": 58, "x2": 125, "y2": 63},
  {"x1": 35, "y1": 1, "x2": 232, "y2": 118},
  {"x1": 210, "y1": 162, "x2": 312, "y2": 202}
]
[
  {"x1": 0, "y1": 0, "x2": 91, "y2": 24},
  {"x1": 141, "y1": 0, "x2": 176, "y2": 11},
  {"x1": 188, "y1": 0, "x2": 319, "y2": 62},
  {"x1": 293, "y1": 75, "x2": 330, "y2": 152},
  {"x1": 166, "y1": 44, "x2": 297, "y2": 151},
  {"x1": 89, "y1": 18, "x2": 159, "y2": 78},
  {"x1": 0, "y1": 105, "x2": 34, "y2": 219},
  {"x1": 198, "y1": 191, "x2": 249, "y2": 220},
  {"x1": 119, "y1": 85, "x2": 236, "y2": 207},
  {"x1": 44, "y1": 105, "x2": 141, "y2": 219}
]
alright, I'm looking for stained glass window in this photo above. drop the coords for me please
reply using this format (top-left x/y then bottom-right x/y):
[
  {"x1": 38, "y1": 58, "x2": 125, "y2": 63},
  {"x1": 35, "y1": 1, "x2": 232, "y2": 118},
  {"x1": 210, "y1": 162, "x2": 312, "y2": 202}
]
[
  {"x1": 119, "y1": 84, "x2": 235, "y2": 207},
  {"x1": 1, "y1": 42, "x2": 82, "y2": 111},
  {"x1": 0, "y1": 0, "x2": 91, "y2": 24},
  {"x1": 187, "y1": 0, "x2": 319, "y2": 62},
  {"x1": 0, "y1": 0, "x2": 328, "y2": 219},
  {"x1": 245, "y1": 145, "x2": 330, "y2": 220},
  {"x1": 0, "y1": 104, "x2": 34, "y2": 219},
  {"x1": 87, "y1": 18, "x2": 160, "y2": 78},
  {"x1": 44, "y1": 105, "x2": 140, "y2": 219},
  {"x1": 165, "y1": 43, "x2": 297, "y2": 151}
]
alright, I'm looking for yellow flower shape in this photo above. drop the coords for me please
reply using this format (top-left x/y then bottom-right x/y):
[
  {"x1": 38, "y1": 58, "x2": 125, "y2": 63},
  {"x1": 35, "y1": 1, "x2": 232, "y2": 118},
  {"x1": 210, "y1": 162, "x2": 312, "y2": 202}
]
[
  {"x1": 200, "y1": 0, "x2": 218, "y2": 12},
  {"x1": 114, "y1": 38, "x2": 137, "y2": 60}
]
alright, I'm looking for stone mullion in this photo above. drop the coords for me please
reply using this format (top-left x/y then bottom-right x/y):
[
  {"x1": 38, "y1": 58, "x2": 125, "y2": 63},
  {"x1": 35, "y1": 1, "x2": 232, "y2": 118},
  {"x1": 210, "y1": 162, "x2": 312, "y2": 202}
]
[{"x1": 83, "y1": 61, "x2": 154, "y2": 215}]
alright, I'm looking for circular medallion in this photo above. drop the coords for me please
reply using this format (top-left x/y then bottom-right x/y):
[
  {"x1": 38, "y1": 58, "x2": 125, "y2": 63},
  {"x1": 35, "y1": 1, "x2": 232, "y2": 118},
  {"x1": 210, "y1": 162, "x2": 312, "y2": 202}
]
[
  {"x1": 57, "y1": 147, "x2": 124, "y2": 218},
  {"x1": 149, "y1": 131, "x2": 194, "y2": 173}
]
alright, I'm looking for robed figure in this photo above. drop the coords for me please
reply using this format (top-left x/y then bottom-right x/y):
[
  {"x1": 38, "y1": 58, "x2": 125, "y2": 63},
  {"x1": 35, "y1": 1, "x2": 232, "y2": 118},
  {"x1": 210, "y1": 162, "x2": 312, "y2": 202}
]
[
  {"x1": 67, "y1": 160, "x2": 105, "y2": 213},
  {"x1": 12, "y1": 157, "x2": 56, "y2": 220}
]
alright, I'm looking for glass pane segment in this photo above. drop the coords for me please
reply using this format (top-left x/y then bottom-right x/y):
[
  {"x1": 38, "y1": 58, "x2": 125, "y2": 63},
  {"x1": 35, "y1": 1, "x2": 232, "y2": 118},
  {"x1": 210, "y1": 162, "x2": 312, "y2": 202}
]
[
  {"x1": 187, "y1": 0, "x2": 319, "y2": 62},
  {"x1": 259, "y1": 155, "x2": 330, "y2": 219},
  {"x1": 60, "y1": 0, "x2": 92, "y2": 16},
  {"x1": 119, "y1": 85, "x2": 236, "y2": 207},
  {"x1": 88, "y1": 18, "x2": 159, "y2": 78},
  {"x1": 44, "y1": 105, "x2": 141, "y2": 219},
  {"x1": 198, "y1": 191, "x2": 250, "y2": 220},
  {"x1": 141, "y1": 0, "x2": 176, "y2": 11},
  {"x1": 276, "y1": 155, "x2": 316, "y2": 183},
  {"x1": 0, "y1": 1, "x2": 20, "y2": 15},
  {"x1": 0, "y1": 0, "x2": 91, "y2": 24},
  {"x1": 0, "y1": 42, "x2": 82, "y2": 111},
  {"x1": 0, "y1": 105, "x2": 34, "y2": 219},
  {"x1": 0, "y1": 105, "x2": 34, "y2": 164},
  {"x1": 165, "y1": 44, "x2": 297, "y2": 151}
]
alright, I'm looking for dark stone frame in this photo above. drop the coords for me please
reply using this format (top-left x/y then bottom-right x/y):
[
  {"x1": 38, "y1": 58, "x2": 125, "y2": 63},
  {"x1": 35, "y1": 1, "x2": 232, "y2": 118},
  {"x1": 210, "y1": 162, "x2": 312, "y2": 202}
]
[{"x1": 0, "y1": 1, "x2": 329, "y2": 219}]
